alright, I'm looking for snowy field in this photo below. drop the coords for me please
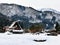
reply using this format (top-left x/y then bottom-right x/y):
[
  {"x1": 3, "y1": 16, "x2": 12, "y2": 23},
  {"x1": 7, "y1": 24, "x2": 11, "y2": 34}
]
[{"x1": 0, "y1": 32, "x2": 60, "y2": 45}]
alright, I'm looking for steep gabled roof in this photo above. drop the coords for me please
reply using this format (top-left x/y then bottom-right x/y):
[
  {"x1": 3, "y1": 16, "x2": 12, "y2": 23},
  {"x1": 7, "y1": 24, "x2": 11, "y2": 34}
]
[{"x1": 9, "y1": 20, "x2": 22, "y2": 29}]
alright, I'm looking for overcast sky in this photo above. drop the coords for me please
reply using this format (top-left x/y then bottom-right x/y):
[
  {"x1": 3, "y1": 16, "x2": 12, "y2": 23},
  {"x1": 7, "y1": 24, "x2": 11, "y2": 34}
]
[{"x1": 0, "y1": 0, "x2": 60, "y2": 11}]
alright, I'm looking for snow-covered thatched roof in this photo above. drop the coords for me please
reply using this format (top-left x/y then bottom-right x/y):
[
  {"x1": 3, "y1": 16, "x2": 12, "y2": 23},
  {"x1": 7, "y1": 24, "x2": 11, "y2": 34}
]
[{"x1": 9, "y1": 20, "x2": 22, "y2": 29}]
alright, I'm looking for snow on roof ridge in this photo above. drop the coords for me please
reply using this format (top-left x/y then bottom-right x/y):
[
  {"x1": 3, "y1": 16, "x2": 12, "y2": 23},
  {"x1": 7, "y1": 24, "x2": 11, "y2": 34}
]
[{"x1": 9, "y1": 21, "x2": 16, "y2": 28}]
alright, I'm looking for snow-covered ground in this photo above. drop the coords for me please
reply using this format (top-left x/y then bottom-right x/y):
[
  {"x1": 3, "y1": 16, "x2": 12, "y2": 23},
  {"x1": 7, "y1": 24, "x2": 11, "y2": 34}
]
[{"x1": 0, "y1": 32, "x2": 60, "y2": 45}]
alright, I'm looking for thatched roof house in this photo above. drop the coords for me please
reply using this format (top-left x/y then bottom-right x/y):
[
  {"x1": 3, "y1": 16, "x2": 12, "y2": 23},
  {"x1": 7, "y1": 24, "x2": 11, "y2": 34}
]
[{"x1": 3, "y1": 20, "x2": 24, "y2": 33}]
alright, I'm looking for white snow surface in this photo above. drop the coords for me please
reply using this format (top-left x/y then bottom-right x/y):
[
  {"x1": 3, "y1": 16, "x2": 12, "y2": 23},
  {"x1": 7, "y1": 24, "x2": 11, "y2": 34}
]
[{"x1": 0, "y1": 33, "x2": 60, "y2": 45}]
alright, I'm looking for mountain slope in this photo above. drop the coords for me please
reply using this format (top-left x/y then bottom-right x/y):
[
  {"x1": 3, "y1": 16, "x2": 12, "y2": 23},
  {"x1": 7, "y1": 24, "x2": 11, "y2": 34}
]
[{"x1": 0, "y1": 3, "x2": 60, "y2": 29}]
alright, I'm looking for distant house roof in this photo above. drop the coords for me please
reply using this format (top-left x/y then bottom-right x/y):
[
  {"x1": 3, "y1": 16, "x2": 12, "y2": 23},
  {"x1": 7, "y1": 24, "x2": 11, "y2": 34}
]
[{"x1": 9, "y1": 20, "x2": 22, "y2": 29}]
